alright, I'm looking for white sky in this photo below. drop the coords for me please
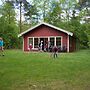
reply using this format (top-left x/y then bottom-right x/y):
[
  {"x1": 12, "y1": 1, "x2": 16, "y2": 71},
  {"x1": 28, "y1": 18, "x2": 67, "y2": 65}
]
[{"x1": 0, "y1": 0, "x2": 2, "y2": 5}]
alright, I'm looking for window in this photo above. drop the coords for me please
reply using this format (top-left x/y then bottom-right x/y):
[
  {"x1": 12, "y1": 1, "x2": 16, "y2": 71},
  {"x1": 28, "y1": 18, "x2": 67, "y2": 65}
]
[
  {"x1": 50, "y1": 37, "x2": 54, "y2": 46},
  {"x1": 29, "y1": 38, "x2": 33, "y2": 46},
  {"x1": 56, "y1": 37, "x2": 61, "y2": 47},
  {"x1": 34, "y1": 38, "x2": 38, "y2": 48}
]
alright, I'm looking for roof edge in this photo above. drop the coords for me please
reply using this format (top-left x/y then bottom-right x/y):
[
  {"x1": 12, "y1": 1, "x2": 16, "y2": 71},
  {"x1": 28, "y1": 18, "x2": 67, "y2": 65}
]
[{"x1": 18, "y1": 22, "x2": 73, "y2": 37}]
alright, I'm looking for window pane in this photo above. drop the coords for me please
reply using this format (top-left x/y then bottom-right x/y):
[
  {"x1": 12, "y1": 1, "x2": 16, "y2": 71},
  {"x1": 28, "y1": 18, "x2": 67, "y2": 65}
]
[
  {"x1": 56, "y1": 37, "x2": 61, "y2": 47},
  {"x1": 29, "y1": 38, "x2": 33, "y2": 46},
  {"x1": 34, "y1": 38, "x2": 38, "y2": 48},
  {"x1": 50, "y1": 37, "x2": 54, "y2": 46}
]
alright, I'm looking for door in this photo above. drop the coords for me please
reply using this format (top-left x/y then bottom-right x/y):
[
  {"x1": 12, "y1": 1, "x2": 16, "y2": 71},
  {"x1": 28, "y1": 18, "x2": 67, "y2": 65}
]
[{"x1": 40, "y1": 38, "x2": 48, "y2": 50}]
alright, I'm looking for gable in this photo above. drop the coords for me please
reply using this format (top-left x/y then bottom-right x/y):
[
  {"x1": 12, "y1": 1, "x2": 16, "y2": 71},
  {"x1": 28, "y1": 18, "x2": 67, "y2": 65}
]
[
  {"x1": 18, "y1": 22, "x2": 73, "y2": 37},
  {"x1": 24, "y1": 24, "x2": 67, "y2": 37}
]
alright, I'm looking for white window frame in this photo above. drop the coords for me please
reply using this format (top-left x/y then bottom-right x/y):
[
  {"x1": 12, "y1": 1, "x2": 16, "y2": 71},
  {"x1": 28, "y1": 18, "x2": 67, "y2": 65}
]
[
  {"x1": 28, "y1": 36, "x2": 62, "y2": 50},
  {"x1": 34, "y1": 37, "x2": 39, "y2": 48},
  {"x1": 49, "y1": 36, "x2": 62, "y2": 49},
  {"x1": 28, "y1": 37, "x2": 34, "y2": 50}
]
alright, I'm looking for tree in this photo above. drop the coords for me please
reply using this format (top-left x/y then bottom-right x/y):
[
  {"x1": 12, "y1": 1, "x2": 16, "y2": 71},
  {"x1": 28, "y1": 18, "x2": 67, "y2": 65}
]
[
  {"x1": 0, "y1": 1, "x2": 16, "y2": 24},
  {"x1": 0, "y1": 0, "x2": 89, "y2": 49},
  {"x1": 0, "y1": 1, "x2": 19, "y2": 48},
  {"x1": 75, "y1": 0, "x2": 90, "y2": 23},
  {"x1": 31, "y1": 0, "x2": 52, "y2": 22},
  {"x1": 24, "y1": 2, "x2": 39, "y2": 26},
  {"x1": 3, "y1": 0, "x2": 30, "y2": 33},
  {"x1": 45, "y1": 0, "x2": 62, "y2": 25}
]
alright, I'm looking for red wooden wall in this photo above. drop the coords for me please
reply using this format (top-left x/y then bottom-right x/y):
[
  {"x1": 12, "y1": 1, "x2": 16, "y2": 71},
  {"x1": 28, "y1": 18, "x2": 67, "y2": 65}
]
[{"x1": 23, "y1": 25, "x2": 73, "y2": 52}]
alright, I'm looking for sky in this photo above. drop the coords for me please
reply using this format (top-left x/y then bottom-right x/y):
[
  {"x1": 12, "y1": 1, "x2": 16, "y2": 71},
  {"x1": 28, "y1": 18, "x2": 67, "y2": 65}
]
[{"x1": 0, "y1": 0, "x2": 2, "y2": 5}]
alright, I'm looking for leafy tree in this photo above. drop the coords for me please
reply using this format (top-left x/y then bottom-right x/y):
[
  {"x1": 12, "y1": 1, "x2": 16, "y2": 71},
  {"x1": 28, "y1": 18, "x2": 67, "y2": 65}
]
[
  {"x1": 31, "y1": 0, "x2": 52, "y2": 22},
  {"x1": 45, "y1": 0, "x2": 89, "y2": 48},
  {"x1": 0, "y1": 1, "x2": 19, "y2": 49},
  {"x1": 24, "y1": 2, "x2": 39, "y2": 26},
  {"x1": 0, "y1": 1, "x2": 16, "y2": 24},
  {"x1": 3, "y1": 0, "x2": 31, "y2": 33},
  {"x1": 0, "y1": 0, "x2": 89, "y2": 49},
  {"x1": 45, "y1": 0, "x2": 62, "y2": 25}
]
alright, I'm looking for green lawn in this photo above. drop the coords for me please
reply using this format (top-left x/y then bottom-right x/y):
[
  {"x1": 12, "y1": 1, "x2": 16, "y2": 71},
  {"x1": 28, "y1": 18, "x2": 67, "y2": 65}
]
[{"x1": 0, "y1": 50, "x2": 90, "y2": 90}]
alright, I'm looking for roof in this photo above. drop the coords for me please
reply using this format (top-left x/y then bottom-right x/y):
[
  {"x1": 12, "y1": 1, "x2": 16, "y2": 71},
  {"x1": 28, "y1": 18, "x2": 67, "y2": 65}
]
[{"x1": 18, "y1": 22, "x2": 73, "y2": 37}]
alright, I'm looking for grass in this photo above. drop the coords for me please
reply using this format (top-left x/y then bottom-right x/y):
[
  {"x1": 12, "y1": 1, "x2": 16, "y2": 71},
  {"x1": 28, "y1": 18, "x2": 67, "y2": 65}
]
[{"x1": 0, "y1": 49, "x2": 90, "y2": 90}]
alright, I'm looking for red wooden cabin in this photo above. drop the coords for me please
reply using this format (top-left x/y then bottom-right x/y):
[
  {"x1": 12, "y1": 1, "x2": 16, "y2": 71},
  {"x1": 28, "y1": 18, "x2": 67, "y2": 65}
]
[{"x1": 18, "y1": 22, "x2": 76, "y2": 52}]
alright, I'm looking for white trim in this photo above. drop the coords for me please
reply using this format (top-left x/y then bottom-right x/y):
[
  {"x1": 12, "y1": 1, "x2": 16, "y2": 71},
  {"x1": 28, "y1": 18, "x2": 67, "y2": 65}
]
[
  {"x1": 34, "y1": 37, "x2": 39, "y2": 49},
  {"x1": 33, "y1": 37, "x2": 34, "y2": 49},
  {"x1": 28, "y1": 37, "x2": 34, "y2": 50},
  {"x1": 28, "y1": 37, "x2": 39, "y2": 50},
  {"x1": 56, "y1": 36, "x2": 63, "y2": 49},
  {"x1": 27, "y1": 36, "x2": 63, "y2": 50},
  {"x1": 60, "y1": 37, "x2": 63, "y2": 49},
  {"x1": 18, "y1": 22, "x2": 73, "y2": 37},
  {"x1": 55, "y1": 37, "x2": 56, "y2": 46},
  {"x1": 48, "y1": 37, "x2": 50, "y2": 48},
  {"x1": 49, "y1": 36, "x2": 62, "y2": 48},
  {"x1": 67, "y1": 35, "x2": 69, "y2": 52},
  {"x1": 48, "y1": 37, "x2": 50, "y2": 41},
  {"x1": 38, "y1": 37, "x2": 40, "y2": 43}
]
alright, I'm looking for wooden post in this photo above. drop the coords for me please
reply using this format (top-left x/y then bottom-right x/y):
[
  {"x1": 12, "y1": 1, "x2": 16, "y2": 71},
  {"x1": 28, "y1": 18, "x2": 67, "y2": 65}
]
[{"x1": 67, "y1": 35, "x2": 69, "y2": 52}]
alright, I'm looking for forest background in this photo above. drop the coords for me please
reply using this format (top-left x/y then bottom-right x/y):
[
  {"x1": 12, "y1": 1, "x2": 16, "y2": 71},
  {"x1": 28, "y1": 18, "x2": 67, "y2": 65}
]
[{"x1": 0, "y1": 0, "x2": 90, "y2": 49}]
